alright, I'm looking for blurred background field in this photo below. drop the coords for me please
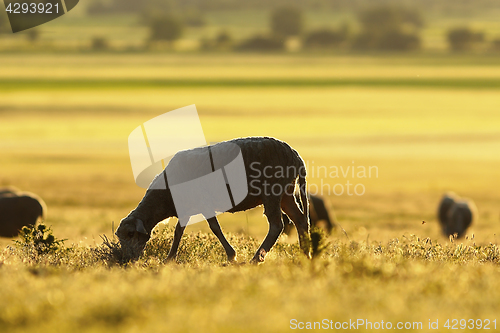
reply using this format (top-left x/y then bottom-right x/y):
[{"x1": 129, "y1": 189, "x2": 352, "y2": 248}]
[
  {"x1": 1, "y1": 53, "x2": 500, "y2": 247},
  {"x1": 1, "y1": 1, "x2": 500, "y2": 332}
]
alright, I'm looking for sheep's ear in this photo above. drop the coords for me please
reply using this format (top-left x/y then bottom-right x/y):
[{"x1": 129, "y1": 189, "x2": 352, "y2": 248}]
[{"x1": 136, "y1": 219, "x2": 148, "y2": 234}]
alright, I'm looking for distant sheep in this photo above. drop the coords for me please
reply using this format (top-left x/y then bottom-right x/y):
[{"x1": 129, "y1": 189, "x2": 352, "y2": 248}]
[
  {"x1": 0, "y1": 189, "x2": 46, "y2": 237},
  {"x1": 116, "y1": 137, "x2": 311, "y2": 263},
  {"x1": 0, "y1": 186, "x2": 20, "y2": 197},
  {"x1": 437, "y1": 192, "x2": 476, "y2": 238},
  {"x1": 283, "y1": 194, "x2": 335, "y2": 235}
]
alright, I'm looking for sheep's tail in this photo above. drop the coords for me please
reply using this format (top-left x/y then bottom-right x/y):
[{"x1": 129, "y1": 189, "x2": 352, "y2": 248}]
[
  {"x1": 298, "y1": 165, "x2": 309, "y2": 230},
  {"x1": 38, "y1": 197, "x2": 47, "y2": 222}
]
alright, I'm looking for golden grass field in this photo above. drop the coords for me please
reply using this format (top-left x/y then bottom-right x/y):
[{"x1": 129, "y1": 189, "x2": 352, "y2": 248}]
[{"x1": 1, "y1": 54, "x2": 500, "y2": 332}]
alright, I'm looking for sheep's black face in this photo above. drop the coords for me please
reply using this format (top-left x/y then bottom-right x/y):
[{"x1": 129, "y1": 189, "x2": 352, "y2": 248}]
[{"x1": 116, "y1": 216, "x2": 150, "y2": 261}]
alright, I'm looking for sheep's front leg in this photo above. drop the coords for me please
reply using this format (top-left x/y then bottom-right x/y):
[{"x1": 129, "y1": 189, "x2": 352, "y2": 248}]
[
  {"x1": 207, "y1": 216, "x2": 236, "y2": 262},
  {"x1": 251, "y1": 198, "x2": 284, "y2": 263},
  {"x1": 166, "y1": 219, "x2": 187, "y2": 262}
]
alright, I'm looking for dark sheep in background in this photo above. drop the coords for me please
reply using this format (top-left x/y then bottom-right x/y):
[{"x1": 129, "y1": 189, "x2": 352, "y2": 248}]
[
  {"x1": 116, "y1": 137, "x2": 311, "y2": 263},
  {"x1": 0, "y1": 186, "x2": 21, "y2": 197},
  {"x1": 437, "y1": 192, "x2": 459, "y2": 227},
  {"x1": 437, "y1": 192, "x2": 476, "y2": 239},
  {"x1": 445, "y1": 200, "x2": 476, "y2": 239},
  {"x1": 0, "y1": 190, "x2": 46, "y2": 237},
  {"x1": 283, "y1": 194, "x2": 335, "y2": 235}
]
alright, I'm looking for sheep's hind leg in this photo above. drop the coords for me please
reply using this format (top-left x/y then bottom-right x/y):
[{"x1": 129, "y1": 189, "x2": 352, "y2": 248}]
[
  {"x1": 281, "y1": 193, "x2": 311, "y2": 258},
  {"x1": 251, "y1": 198, "x2": 284, "y2": 263},
  {"x1": 207, "y1": 216, "x2": 237, "y2": 262},
  {"x1": 166, "y1": 218, "x2": 187, "y2": 262}
]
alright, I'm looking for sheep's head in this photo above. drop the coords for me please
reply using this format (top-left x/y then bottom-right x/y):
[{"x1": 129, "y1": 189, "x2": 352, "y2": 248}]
[{"x1": 115, "y1": 216, "x2": 150, "y2": 261}]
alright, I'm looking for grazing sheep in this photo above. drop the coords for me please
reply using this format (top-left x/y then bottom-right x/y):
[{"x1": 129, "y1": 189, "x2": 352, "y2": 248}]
[
  {"x1": 116, "y1": 136, "x2": 311, "y2": 263},
  {"x1": 0, "y1": 191, "x2": 46, "y2": 237},
  {"x1": 437, "y1": 192, "x2": 476, "y2": 238},
  {"x1": 283, "y1": 194, "x2": 335, "y2": 235}
]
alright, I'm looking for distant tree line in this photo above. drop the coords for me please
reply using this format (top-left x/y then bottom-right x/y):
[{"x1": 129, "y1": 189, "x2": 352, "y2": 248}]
[
  {"x1": 352, "y1": 6, "x2": 423, "y2": 51},
  {"x1": 216, "y1": 6, "x2": 425, "y2": 52},
  {"x1": 87, "y1": 0, "x2": 500, "y2": 14},
  {"x1": 447, "y1": 28, "x2": 484, "y2": 52},
  {"x1": 142, "y1": 5, "x2": 500, "y2": 53},
  {"x1": 84, "y1": 1, "x2": 500, "y2": 54}
]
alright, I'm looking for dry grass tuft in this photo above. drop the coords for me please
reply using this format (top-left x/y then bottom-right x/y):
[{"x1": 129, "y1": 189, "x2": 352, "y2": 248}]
[{"x1": 91, "y1": 235, "x2": 126, "y2": 266}]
